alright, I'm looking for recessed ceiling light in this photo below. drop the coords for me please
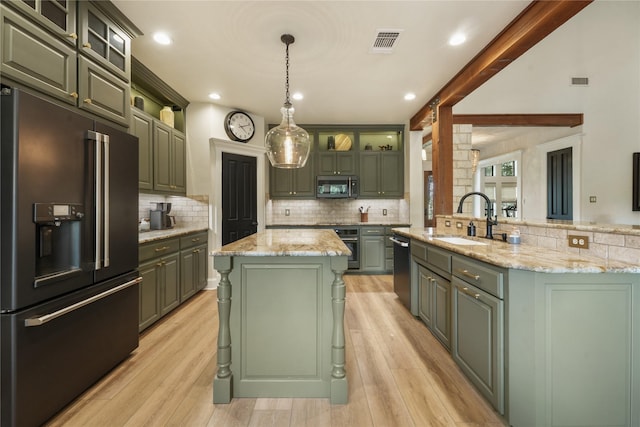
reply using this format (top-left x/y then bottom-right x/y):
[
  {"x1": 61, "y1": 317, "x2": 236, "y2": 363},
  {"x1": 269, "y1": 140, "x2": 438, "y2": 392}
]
[
  {"x1": 292, "y1": 92, "x2": 304, "y2": 101},
  {"x1": 209, "y1": 92, "x2": 221, "y2": 100},
  {"x1": 449, "y1": 33, "x2": 466, "y2": 46},
  {"x1": 404, "y1": 92, "x2": 416, "y2": 101},
  {"x1": 153, "y1": 32, "x2": 172, "y2": 45}
]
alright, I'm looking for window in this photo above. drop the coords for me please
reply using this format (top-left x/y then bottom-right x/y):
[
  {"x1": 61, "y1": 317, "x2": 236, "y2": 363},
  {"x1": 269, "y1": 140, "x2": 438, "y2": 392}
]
[{"x1": 480, "y1": 155, "x2": 520, "y2": 218}]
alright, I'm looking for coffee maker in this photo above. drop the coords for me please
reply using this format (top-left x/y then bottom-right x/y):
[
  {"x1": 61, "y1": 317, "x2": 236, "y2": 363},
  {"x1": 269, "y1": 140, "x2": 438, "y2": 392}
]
[{"x1": 150, "y1": 202, "x2": 174, "y2": 230}]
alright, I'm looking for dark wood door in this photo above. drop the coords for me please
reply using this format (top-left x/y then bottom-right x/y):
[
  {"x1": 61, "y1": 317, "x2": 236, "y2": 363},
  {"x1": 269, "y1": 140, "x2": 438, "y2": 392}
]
[
  {"x1": 222, "y1": 153, "x2": 257, "y2": 245},
  {"x1": 547, "y1": 147, "x2": 573, "y2": 220}
]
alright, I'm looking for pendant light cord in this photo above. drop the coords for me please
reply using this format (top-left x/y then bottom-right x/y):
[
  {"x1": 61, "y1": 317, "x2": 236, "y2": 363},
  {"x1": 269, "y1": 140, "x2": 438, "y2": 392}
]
[{"x1": 284, "y1": 38, "x2": 291, "y2": 108}]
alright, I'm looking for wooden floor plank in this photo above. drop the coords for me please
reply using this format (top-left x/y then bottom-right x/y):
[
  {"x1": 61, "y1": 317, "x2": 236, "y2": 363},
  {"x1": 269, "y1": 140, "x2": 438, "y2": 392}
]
[{"x1": 46, "y1": 275, "x2": 506, "y2": 427}]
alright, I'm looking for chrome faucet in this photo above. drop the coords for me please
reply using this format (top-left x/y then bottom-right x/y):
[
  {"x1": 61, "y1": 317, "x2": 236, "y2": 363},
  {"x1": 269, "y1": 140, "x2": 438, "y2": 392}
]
[{"x1": 456, "y1": 192, "x2": 498, "y2": 239}]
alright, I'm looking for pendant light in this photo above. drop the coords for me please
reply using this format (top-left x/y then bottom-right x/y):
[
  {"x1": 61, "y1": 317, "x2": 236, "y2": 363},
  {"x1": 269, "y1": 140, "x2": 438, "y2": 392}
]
[{"x1": 265, "y1": 34, "x2": 311, "y2": 169}]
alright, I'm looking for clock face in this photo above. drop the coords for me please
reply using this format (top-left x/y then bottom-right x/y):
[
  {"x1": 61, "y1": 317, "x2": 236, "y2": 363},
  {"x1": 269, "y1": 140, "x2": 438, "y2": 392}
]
[{"x1": 224, "y1": 111, "x2": 255, "y2": 142}]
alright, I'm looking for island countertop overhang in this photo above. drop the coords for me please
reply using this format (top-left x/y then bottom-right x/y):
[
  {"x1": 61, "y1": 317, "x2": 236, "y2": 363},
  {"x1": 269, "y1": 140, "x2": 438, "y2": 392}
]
[
  {"x1": 392, "y1": 227, "x2": 640, "y2": 274},
  {"x1": 210, "y1": 229, "x2": 351, "y2": 257}
]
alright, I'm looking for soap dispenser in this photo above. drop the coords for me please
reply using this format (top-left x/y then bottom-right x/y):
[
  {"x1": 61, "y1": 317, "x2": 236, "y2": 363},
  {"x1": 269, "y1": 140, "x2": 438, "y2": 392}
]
[{"x1": 467, "y1": 221, "x2": 476, "y2": 236}]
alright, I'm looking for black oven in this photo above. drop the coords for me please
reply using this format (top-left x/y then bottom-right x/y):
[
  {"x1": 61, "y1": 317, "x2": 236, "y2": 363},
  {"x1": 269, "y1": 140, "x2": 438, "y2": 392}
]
[{"x1": 334, "y1": 227, "x2": 360, "y2": 270}]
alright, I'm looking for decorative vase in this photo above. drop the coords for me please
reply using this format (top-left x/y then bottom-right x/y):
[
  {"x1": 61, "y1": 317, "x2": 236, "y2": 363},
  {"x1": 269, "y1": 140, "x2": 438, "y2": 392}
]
[{"x1": 160, "y1": 106, "x2": 174, "y2": 128}]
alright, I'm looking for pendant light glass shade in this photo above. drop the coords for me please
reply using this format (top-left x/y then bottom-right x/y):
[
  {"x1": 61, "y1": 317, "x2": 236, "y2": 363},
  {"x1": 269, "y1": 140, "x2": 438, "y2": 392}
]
[
  {"x1": 265, "y1": 34, "x2": 311, "y2": 168},
  {"x1": 265, "y1": 105, "x2": 310, "y2": 168}
]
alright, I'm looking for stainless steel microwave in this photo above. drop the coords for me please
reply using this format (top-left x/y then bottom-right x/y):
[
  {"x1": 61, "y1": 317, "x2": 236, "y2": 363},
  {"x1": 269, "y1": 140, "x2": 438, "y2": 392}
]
[{"x1": 316, "y1": 175, "x2": 358, "y2": 199}]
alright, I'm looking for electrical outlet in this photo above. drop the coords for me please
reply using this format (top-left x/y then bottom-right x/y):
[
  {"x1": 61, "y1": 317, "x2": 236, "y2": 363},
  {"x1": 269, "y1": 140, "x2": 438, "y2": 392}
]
[
  {"x1": 445, "y1": 220, "x2": 451, "y2": 227},
  {"x1": 285, "y1": 209, "x2": 290, "y2": 216},
  {"x1": 589, "y1": 196, "x2": 597, "y2": 203},
  {"x1": 456, "y1": 221, "x2": 463, "y2": 229},
  {"x1": 383, "y1": 209, "x2": 388, "y2": 216},
  {"x1": 568, "y1": 235, "x2": 589, "y2": 249}
]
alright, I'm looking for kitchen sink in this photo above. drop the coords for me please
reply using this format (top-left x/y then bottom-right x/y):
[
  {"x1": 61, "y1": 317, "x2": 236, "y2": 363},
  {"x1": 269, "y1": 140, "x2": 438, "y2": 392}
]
[{"x1": 433, "y1": 237, "x2": 488, "y2": 246}]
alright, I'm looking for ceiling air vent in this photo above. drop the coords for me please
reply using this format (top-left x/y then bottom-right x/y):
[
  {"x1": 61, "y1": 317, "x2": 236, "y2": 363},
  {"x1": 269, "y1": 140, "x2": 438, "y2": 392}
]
[
  {"x1": 571, "y1": 77, "x2": 589, "y2": 86},
  {"x1": 370, "y1": 29, "x2": 403, "y2": 54}
]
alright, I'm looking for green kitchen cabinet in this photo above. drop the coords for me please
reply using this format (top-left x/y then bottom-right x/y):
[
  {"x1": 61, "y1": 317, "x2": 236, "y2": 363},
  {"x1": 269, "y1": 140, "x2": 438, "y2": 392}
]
[
  {"x1": 131, "y1": 108, "x2": 153, "y2": 190},
  {"x1": 77, "y1": 55, "x2": 130, "y2": 126},
  {"x1": 180, "y1": 231, "x2": 208, "y2": 301},
  {"x1": 1, "y1": 0, "x2": 138, "y2": 127},
  {"x1": 0, "y1": 4, "x2": 78, "y2": 105},
  {"x1": 316, "y1": 129, "x2": 356, "y2": 175},
  {"x1": 138, "y1": 258, "x2": 160, "y2": 331},
  {"x1": 4, "y1": 0, "x2": 77, "y2": 45},
  {"x1": 269, "y1": 152, "x2": 315, "y2": 198},
  {"x1": 360, "y1": 226, "x2": 385, "y2": 273},
  {"x1": 414, "y1": 244, "x2": 452, "y2": 349},
  {"x1": 316, "y1": 151, "x2": 356, "y2": 176},
  {"x1": 138, "y1": 237, "x2": 181, "y2": 331},
  {"x1": 359, "y1": 151, "x2": 403, "y2": 198},
  {"x1": 153, "y1": 120, "x2": 186, "y2": 194},
  {"x1": 139, "y1": 231, "x2": 208, "y2": 331},
  {"x1": 78, "y1": 1, "x2": 130, "y2": 83},
  {"x1": 451, "y1": 255, "x2": 504, "y2": 413},
  {"x1": 158, "y1": 252, "x2": 180, "y2": 316},
  {"x1": 131, "y1": 108, "x2": 185, "y2": 194}
]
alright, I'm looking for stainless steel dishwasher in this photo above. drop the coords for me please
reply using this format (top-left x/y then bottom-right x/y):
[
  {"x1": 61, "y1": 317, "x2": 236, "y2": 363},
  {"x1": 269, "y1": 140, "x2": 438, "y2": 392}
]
[{"x1": 390, "y1": 234, "x2": 411, "y2": 310}]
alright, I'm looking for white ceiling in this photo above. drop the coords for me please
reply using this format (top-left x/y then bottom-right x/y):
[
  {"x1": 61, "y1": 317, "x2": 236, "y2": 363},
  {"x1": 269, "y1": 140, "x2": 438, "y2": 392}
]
[{"x1": 112, "y1": 0, "x2": 531, "y2": 126}]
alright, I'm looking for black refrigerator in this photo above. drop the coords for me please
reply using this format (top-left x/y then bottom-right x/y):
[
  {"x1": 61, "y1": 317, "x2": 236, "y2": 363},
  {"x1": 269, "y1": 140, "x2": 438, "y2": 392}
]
[{"x1": 1, "y1": 88, "x2": 140, "y2": 426}]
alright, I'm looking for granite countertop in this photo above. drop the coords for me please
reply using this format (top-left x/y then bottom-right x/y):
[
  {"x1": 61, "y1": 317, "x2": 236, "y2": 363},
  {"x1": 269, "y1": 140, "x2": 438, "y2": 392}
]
[
  {"x1": 211, "y1": 229, "x2": 351, "y2": 257},
  {"x1": 392, "y1": 227, "x2": 640, "y2": 274},
  {"x1": 268, "y1": 222, "x2": 410, "y2": 227},
  {"x1": 139, "y1": 224, "x2": 208, "y2": 244}
]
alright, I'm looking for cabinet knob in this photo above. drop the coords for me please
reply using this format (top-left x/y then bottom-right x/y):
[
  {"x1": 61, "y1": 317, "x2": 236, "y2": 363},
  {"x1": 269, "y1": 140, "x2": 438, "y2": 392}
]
[
  {"x1": 67, "y1": 32, "x2": 78, "y2": 40},
  {"x1": 156, "y1": 262, "x2": 163, "y2": 267},
  {"x1": 70, "y1": 92, "x2": 78, "y2": 99},
  {"x1": 293, "y1": 191, "x2": 297, "y2": 195},
  {"x1": 83, "y1": 98, "x2": 92, "y2": 104},
  {"x1": 83, "y1": 42, "x2": 92, "y2": 49}
]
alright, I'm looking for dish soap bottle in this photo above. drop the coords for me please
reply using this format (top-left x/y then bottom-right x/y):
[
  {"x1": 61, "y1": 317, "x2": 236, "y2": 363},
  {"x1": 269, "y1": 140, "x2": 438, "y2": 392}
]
[{"x1": 467, "y1": 221, "x2": 476, "y2": 236}]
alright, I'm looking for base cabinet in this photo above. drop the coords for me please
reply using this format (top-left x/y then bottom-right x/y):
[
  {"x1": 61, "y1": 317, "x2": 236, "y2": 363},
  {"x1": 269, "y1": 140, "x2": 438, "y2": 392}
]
[
  {"x1": 138, "y1": 230, "x2": 208, "y2": 331},
  {"x1": 418, "y1": 266, "x2": 451, "y2": 349},
  {"x1": 410, "y1": 238, "x2": 640, "y2": 427},
  {"x1": 361, "y1": 227, "x2": 385, "y2": 272},
  {"x1": 451, "y1": 276, "x2": 504, "y2": 413}
]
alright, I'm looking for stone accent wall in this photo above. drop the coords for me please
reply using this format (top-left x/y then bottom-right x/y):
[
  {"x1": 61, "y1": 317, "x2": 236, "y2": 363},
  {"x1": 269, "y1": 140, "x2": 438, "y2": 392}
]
[
  {"x1": 436, "y1": 214, "x2": 640, "y2": 265},
  {"x1": 453, "y1": 124, "x2": 474, "y2": 212}
]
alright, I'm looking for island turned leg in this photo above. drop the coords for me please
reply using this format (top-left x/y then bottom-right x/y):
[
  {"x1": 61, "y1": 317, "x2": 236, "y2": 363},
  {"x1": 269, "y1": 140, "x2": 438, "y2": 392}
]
[
  {"x1": 330, "y1": 256, "x2": 348, "y2": 404},
  {"x1": 213, "y1": 256, "x2": 233, "y2": 403}
]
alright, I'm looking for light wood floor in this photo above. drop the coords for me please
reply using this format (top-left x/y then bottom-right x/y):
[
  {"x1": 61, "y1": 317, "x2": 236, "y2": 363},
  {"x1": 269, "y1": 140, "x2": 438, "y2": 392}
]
[{"x1": 47, "y1": 275, "x2": 506, "y2": 427}]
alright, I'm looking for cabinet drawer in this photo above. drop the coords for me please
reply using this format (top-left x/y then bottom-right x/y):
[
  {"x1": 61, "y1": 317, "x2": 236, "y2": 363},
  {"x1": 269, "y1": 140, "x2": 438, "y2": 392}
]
[
  {"x1": 139, "y1": 237, "x2": 179, "y2": 263},
  {"x1": 361, "y1": 226, "x2": 384, "y2": 236},
  {"x1": 180, "y1": 231, "x2": 208, "y2": 249},
  {"x1": 452, "y1": 256, "x2": 503, "y2": 298},
  {"x1": 410, "y1": 240, "x2": 428, "y2": 263},
  {"x1": 427, "y1": 246, "x2": 451, "y2": 274}
]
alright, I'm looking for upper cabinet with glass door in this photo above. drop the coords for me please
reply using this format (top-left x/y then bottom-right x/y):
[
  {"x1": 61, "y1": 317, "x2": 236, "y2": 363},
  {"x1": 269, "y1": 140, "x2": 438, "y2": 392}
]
[
  {"x1": 6, "y1": 0, "x2": 77, "y2": 45},
  {"x1": 78, "y1": 1, "x2": 130, "y2": 82}
]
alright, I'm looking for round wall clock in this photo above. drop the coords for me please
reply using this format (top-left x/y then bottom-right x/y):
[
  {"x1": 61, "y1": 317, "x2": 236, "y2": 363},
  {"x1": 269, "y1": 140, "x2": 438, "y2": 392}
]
[{"x1": 224, "y1": 111, "x2": 255, "y2": 142}]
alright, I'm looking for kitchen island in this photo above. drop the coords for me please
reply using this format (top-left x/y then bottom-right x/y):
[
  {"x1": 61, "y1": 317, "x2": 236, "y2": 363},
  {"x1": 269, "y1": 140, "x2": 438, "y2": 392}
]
[
  {"x1": 393, "y1": 227, "x2": 640, "y2": 427},
  {"x1": 210, "y1": 229, "x2": 350, "y2": 404}
]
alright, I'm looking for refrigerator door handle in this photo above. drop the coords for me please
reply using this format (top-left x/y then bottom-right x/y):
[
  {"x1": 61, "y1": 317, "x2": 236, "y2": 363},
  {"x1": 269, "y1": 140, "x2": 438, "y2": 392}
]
[
  {"x1": 103, "y1": 134, "x2": 110, "y2": 268},
  {"x1": 87, "y1": 130, "x2": 110, "y2": 270},
  {"x1": 95, "y1": 132, "x2": 102, "y2": 269},
  {"x1": 24, "y1": 277, "x2": 142, "y2": 327}
]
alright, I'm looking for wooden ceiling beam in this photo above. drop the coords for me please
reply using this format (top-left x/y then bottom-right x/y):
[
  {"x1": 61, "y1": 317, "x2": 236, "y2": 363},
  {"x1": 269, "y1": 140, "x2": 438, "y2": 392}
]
[
  {"x1": 452, "y1": 113, "x2": 583, "y2": 127},
  {"x1": 410, "y1": 0, "x2": 593, "y2": 131}
]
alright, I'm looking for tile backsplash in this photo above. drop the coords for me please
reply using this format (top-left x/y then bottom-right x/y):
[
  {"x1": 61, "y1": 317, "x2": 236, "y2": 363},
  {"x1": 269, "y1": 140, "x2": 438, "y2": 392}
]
[
  {"x1": 267, "y1": 198, "x2": 410, "y2": 225},
  {"x1": 437, "y1": 214, "x2": 640, "y2": 265},
  {"x1": 139, "y1": 193, "x2": 209, "y2": 227}
]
